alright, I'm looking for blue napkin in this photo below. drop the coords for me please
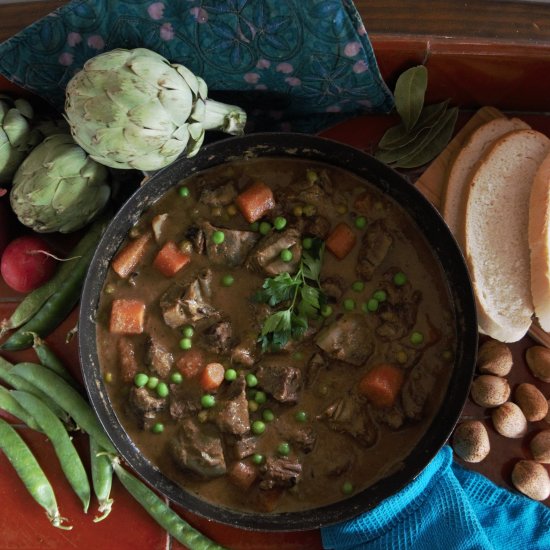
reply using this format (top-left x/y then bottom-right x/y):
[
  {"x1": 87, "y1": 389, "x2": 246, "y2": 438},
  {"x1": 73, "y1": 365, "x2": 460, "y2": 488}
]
[
  {"x1": 0, "y1": 0, "x2": 393, "y2": 132},
  {"x1": 321, "y1": 446, "x2": 550, "y2": 550}
]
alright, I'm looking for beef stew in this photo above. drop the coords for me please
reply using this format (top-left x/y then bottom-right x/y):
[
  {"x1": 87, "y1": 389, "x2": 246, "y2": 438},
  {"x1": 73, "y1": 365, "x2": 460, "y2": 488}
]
[{"x1": 95, "y1": 157, "x2": 457, "y2": 514}]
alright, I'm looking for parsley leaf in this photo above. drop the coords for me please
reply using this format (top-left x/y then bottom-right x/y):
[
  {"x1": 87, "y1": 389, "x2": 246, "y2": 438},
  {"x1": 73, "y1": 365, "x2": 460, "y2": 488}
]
[{"x1": 256, "y1": 239, "x2": 325, "y2": 352}]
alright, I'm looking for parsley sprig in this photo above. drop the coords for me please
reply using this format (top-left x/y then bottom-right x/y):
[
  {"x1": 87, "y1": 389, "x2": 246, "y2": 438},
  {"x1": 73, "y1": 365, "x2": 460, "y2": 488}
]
[{"x1": 255, "y1": 239, "x2": 325, "y2": 352}]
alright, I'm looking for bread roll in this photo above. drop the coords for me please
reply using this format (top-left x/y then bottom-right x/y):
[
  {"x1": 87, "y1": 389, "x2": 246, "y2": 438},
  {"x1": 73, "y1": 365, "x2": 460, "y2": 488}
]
[
  {"x1": 463, "y1": 129, "x2": 550, "y2": 342},
  {"x1": 529, "y1": 152, "x2": 550, "y2": 331}
]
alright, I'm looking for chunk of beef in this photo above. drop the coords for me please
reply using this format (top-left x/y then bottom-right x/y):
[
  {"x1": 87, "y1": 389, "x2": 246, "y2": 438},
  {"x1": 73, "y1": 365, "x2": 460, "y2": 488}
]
[
  {"x1": 305, "y1": 352, "x2": 327, "y2": 387},
  {"x1": 202, "y1": 221, "x2": 260, "y2": 267},
  {"x1": 169, "y1": 384, "x2": 200, "y2": 420},
  {"x1": 325, "y1": 456, "x2": 353, "y2": 478},
  {"x1": 372, "y1": 402, "x2": 405, "y2": 430},
  {"x1": 203, "y1": 320, "x2": 233, "y2": 354},
  {"x1": 305, "y1": 215, "x2": 331, "y2": 240},
  {"x1": 199, "y1": 182, "x2": 237, "y2": 207},
  {"x1": 402, "y1": 360, "x2": 442, "y2": 420},
  {"x1": 315, "y1": 313, "x2": 373, "y2": 366},
  {"x1": 231, "y1": 335, "x2": 259, "y2": 367},
  {"x1": 246, "y1": 228, "x2": 302, "y2": 276},
  {"x1": 170, "y1": 417, "x2": 226, "y2": 478},
  {"x1": 160, "y1": 269, "x2": 219, "y2": 328},
  {"x1": 356, "y1": 220, "x2": 393, "y2": 280},
  {"x1": 277, "y1": 425, "x2": 317, "y2": 453},
  {"x1": 318, "y1": 396, "x2": 378, "y2": 447},
  {"x1": 228, "y1": 460, "x2": 258, "y2": 491},
  {"x1": 231, "y1": 435, "x2": 258, "y2": 459},
  {"x1": 256, "y1": 363, "x2": 302, "y2": 403},
  {"x1": 128, "y1": 387, "x2": 165, "y2": 428},
  {"x1": 185, "y1": 225, "x2": 206, "y2": 254},
  {"x1": 214, "y1": 376, "x2": 250, "y2": 435},
  {"x1": 146, "y1": 337, "x2": 173, "y2": 378},
  {"x1": 321, "y1": 276, "x2": 346, "y2": 303},
  {"x1": 376, "y1": 295, "x2": 421, "y2": 341},
  {"x1": 260, "y1": 457, "x2": 302, "y2": 490},
  {"x1": 117, "y1": 337, "x2": 139, "y2": 383}
]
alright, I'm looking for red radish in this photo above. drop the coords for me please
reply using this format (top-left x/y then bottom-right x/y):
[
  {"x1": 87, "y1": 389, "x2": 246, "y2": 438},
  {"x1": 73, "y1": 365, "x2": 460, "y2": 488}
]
[{"x1": 1, "y1": 235, "x2": 58, "y2": 293}]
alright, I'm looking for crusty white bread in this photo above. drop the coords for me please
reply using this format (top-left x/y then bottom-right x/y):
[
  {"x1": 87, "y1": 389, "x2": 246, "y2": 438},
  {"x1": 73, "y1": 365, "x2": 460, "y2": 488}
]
[
  {"x1": 529, "y1": 152, "x2": 550, "y2": 332},
  {"x1": 442, "y1": 117, "x2": 530, "y2": 246},
  {"x1": 463, "y1": 129, "x2": 550, "y2": 342}
]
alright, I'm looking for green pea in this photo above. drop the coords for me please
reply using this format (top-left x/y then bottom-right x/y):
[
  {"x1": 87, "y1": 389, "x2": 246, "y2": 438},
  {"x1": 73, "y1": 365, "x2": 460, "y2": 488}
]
[
  {"x1": 250, "y1": 222, "x2": 259, "y2": 232},
  {"x1": 252, "y1": 420, "x2": 266, "y2": 435},
  {"x1": 342, "y1": 481, "x2": 354, "y2": 495},
  {"x1": 410, "y1": 331, "x2": 424, "y2": 345},
  {"x1": 354, "y1": 216, "x2": 367, "y2": 229},
  {"x1": 146, "y1": 376, "x2": 159, "y2": 390},
  {"x1": 274, "y1": 216, "x2": 287, "y2": 230},
  {"x1": 252, "y1": 453, "x2": 264, "y2": 465},
  {"x1": 254, "y1": 391, "x2": 267, "y2": 404},
  {"x1": 221, "y1": 274, "x2": 234, "y2": 287},
  {"x1": 156, "y1": 382, "x2": 169, "y2": 398},
  {"x1": 170, "y1": 372, "x2": 183, "y2": 384},
  {"x1": 373, "y1": 289, "x2": 387, "y2": 302},
  {"x1": 302, "y1": 237, "x2": 313, "y2": 250},
  {"x1": 295, "y1": 411, "x2": 308, "y2": 423},
  {"x1": 393, "y1": 271, "x2": 407, "y2": 286},
  {"x1": 262, "y1": 409, "x2": 275, "y2": 422},
  {"x1": 212, "y1": 230, "x2": 225, "y2": 245},
  {"x1": 178, "y1": 186, "x2": 190, "y2": 198},
  {"x1": 152, "y1": 423, "x2": 164, "y2": 434},
  {"x1": 181, "y1": 325, "x2": 194, "y2": 338},
  {"x1": 352, "y1": 281, "x2": 364, "y2": 292},
  {"x1": 321, "y1": 304, "x2": 333, "y2": 318},
  {"x1": 259, "y1": 221, "x2": 272, "y2": 235},
  {"x1": 179, "y1": 337, "x2": 192, "y2": 350},
  {"x1": 248, "y1": 400, "x2": 259, "y2": 412},
  {"x1": 306, "y1": 170, "x2": 318, "y2": 183},
  {"x1": 104, "y1": 372, "x2": 113, "y2": 384},
  {"x1": 277, "y1": 442, "x2": 290, "y2": 456},
  {"x1": 343, "y1": 298, "x2": 356, "y2": 311},
  {"x1": 134, "y1": 373, "x2": 149, "y2": 388},
  {"x1": 246, "y1": 373, "x2": 258, "y2": 387},
  {"x1": 224, "y1": 368, "x2": 237, "y2": 381},
  {"x1": 303, "y1": 204, "x2": 316, "y2": 217},
  {"x1": 201, "y1": 394, "x2": 216, "y2": 408},
  {"x1": 292, "y1": 205, "x2": 303, "y2": 217},
  {"x1": 280, "y1": 249, "x2": 293, "y2": 263},
  {"x1": 366, "y1": 298, "x2": 379, "y2": 312}
]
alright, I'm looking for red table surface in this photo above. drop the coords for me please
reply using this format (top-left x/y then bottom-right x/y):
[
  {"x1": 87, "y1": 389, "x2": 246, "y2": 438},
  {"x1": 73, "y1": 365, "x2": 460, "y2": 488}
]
[{"x1": 1, "y1": 113, "x2": 550, "y2": 549}]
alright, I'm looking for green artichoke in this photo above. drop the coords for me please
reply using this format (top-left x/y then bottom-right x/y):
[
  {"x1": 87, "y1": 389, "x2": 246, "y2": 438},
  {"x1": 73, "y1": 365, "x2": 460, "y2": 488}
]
[
  {"x1": 64, "y1": 48, "x2": 247, "y2": 171},
  {"x1": 10, "y1": 134, "x2": 111, "y2": 233},
  {"x1": 0, "y1": 95, "x2": 42, "y2": 184}
]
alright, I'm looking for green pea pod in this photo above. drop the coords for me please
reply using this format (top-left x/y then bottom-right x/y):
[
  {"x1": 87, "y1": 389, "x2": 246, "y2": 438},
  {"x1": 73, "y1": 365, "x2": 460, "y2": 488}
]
[
  {"x1": 0, "y1": 418, "x2": 71, "y2": 529},
  {"x1": 112, "y1": 460, "x2": 226, "y2": 550},
  {"x1": 0, "y1": 357, "x2": 71, "y2": 424},
  {"x1": 0, "y1": 386, "x2": 41, "y2": 430},
  {"x1": 0, "y1": 216, "x2": 107, "y2": 337},
  {"x1": 90, "y1": 437, "x2": 114, "y2": 522},
  {"x1": 9, "y1": 362, "x2": 116, "y2": 455},
  {"x1": 12, "y1": 390, "x2": 91, "y2": 513},
  {"x1": 1, "y1": 217, "x2": 109, "y2": 351},
  {"x1": 31, "y1": 332, "x2": 79, "y2": 388}
]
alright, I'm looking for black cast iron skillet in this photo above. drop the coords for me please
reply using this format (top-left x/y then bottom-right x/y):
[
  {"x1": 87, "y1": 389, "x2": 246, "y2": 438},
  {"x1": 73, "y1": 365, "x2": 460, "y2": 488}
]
[{"x1": 79, "y1": 133, "x2": 478, "y2": 531}]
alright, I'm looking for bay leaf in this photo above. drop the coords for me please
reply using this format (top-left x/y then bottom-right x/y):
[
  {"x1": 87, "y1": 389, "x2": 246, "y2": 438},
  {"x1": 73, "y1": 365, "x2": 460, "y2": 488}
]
[
  {"x1": 378, "y1": 100, "x2": 449, "y2": 151},
  {"x1": 394, "y1": 65, "x2": 428, "y2": 131},
  {"x1": 393, "y1": 106, "x2": 459, "y2": 169}
]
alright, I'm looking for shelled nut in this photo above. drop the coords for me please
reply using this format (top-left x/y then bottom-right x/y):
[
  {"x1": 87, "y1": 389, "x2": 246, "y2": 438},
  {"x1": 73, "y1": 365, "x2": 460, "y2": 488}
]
[
  {"x1": 514, "y1": 383, "x2": 548, "y2": 422},
  {"x1": 452, "y1": 420, "x2": 490, "y2": 463},
  {"x1": 511, "y1": 460, "x2": 550, "y2": 501},
  {"x1": 470, "y1": 375, "x2": 510, "y2": 408},
  {"x1": 477, "y1": 339, "x2": 513, "y2": 376},
  {"x1": 526, "y1": 346, "x2": 550, "y2": 383},
  {"x1": 530, "y1": 430, "x2": 550, "y2": 464},
  {"x1": 492, "y1": 402, "x2": 528, "y2": 438}
]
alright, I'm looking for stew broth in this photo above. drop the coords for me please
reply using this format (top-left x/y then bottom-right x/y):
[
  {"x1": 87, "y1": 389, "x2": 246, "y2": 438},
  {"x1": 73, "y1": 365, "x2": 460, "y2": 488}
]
[{"x1": 96, "y1": 158, "x2": 456, "y2": 513}]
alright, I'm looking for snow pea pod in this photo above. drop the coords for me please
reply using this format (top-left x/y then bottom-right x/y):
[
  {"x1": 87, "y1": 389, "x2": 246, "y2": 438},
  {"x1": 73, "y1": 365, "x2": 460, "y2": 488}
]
[
  {"x1": 90, "y1": 437, "x2": 114, "y2": 522},
  {"x1": 31, "y1": 332, "x2": 78, "y2": 388},
  {"x1": 112, "y1": 460, "x2": 226, "y2": 550},
  {"x1": 12, "y1": 390, "x2": 91, "y2": 513},
  {"x1": 0, "y1": 418, "x2": 71, "y2": 529},
  {"x1": 9, "y1": 362, "x2": 116, "y2": 455},
  {"x1": 0, "y1": 386, "x2": 41, "y2": 430}
]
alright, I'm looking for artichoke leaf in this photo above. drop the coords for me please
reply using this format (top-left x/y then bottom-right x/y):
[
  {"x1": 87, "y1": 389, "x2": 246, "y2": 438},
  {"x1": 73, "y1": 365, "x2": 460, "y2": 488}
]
[
  {"x1": 185, "y1": 130, "x2": 205, "y2": 158},
  {"x1": 190, "y1": 99, "x2": 205, "y2": 122},
  {"x1": 160, "y1": 137, "x2": 187, "y2": 158},
  {"x1": 14, "y1": 99, "x2": 33, "y2": 120},
  {"x1": 128, "y1": 100, "x2": 175, "y2": 132},
  {"x1": 4, "y1": 109, "x2": 31, "y2": 149},
  {"x1": 0, "y1": 101, "x2": 9, "y2": 123},
  {"x1": 85, "y1": 49, "x2": 131, "y2": 71},
  {"x1": 188, "y1": 122, "x2": 203, "y2": 141},
  {"x1": 197, "y1": 77, "x2": 208, "y2": 100},
  {"x1": 172, "y1": 123, "x2": 190, "y2": 143},
  {"x1": 158, "y1": 87, "x2": 193, "y2": 126},
  {"x1": 175, "y1": 64, "x2": 199, "y2": 96}
]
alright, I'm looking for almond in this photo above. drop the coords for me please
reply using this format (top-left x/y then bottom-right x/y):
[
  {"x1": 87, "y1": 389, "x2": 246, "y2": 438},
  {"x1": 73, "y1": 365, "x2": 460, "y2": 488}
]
[
  {"x1": 477, "y1": 339, "x2": 513, "y2": 376},
  {"x1": 515, "y1": 383, "x2": 548, "y2": 422},
  {"x1": 526, "y1": 346, "x2": 550, "y2": 383},
  {"x1": 530, "y1": 430, "x2": 550, "y2": 464},
  {"x1": 470, "y1": 375, "x2": 510, "y2": 408},
  {"x1": 492, "y1": 402, "x2": 528, "y2": 438},
  {"x1": 452, "y1": 420, "x2": 490, "y2": 463},
  {"x1": 511, "y1": 460, "x2": 550, "y2": 501}
]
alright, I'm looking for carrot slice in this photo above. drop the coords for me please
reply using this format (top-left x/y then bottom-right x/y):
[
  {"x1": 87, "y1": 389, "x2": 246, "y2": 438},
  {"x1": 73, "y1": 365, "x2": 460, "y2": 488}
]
[
  {"x1": 153, "y1": 241, "x2": 191, "y2": 277},
  {"x1": 325, "y1": 222, "x2": 357, "y2": 259},
  {"x1": 200, "y1": 362, "x2": 225, "y2": 392},
  {"x1": 176, "y1": 348, "x2": 205, "y2": 379},
  {"x1": 109, "y1": 299, "x2": 146, "y2": 334},
  {"x1": 112, "y1": 232, "x2": 152, "y2": 278},
  {"x1": 235, "y1": 181, "x2": 275, "y2": 223},
  {"x1": 358, "y1": 363, "x2": 405, "y2": 408}
]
